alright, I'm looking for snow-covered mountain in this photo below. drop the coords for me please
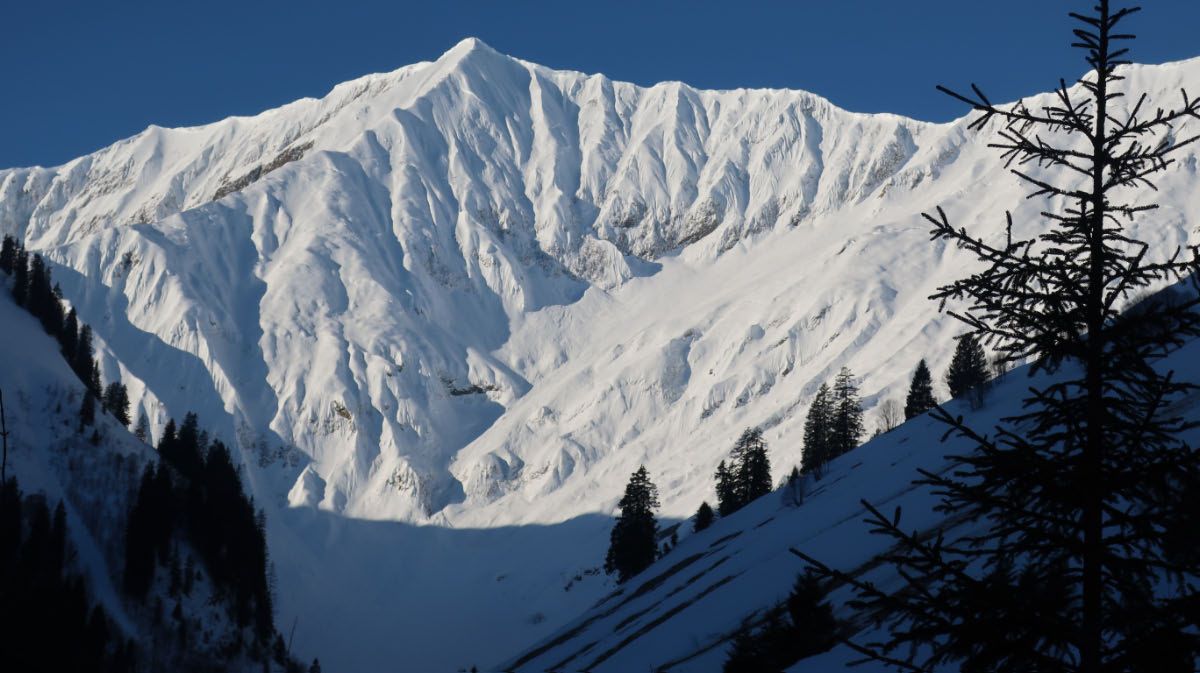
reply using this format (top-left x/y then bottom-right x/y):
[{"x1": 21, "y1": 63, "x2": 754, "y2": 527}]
[{"x1": 2, "y1": 39, "x2": 1198, "y2": 671}]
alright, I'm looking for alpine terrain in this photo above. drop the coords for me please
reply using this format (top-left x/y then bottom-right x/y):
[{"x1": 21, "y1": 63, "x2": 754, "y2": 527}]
[{"x1": 1, "y1": 38, "x2": 1198, "y2": 671}]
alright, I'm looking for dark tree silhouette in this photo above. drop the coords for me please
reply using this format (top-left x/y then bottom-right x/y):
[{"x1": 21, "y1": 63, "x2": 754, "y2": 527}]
[
  {"x1": 830, "y1": 367, "x2": 864, "y2": 457},
  {"x1": 605, "y1": 465, "x2": 660, "y2": 583},
  {"x1": 1, "y1": 477, "x2": 132, "y2": 673},
  {"x1": 693, "y1": 500, "x2": 715, "y2": 532},
  {"x1": 796, "y1": 3, "x2": 1200, "y2": 671},
  {"x1": 904, "y1": 359, "x2": 937, "y2": 419},
  {"x1": 946, "y1": 333, "x2": 990, "y2": 407},
  {"x1": 61, "y1": 308, "x2": 79, "y2": 366},
  {"x1": 134, "y1": 412, "x2": 150, "y2": 444},
  {"x1": 785, "y1": 570, "x2": 839, "y2": 659},
  {"x1": 0, "y1": 234, "x2": 15, "y2": 274},
  {"x1": 79, "y1": 389, "x2": 96, "y2": 429},
  {"x1": 714, "y1": 428, "x2": 772, "y2": 517},
  {"x1": 74, "y1": 325, "x2": 96, "y2": 390},
  {"x1": 801, "y1": 382, "x2": 834, "y2": 478},
  {"x1": 732, "y1": 427, "x2": 772, "y2": 506},
  {"x1": 103, "y1": 382, "x2": 131, "y2": 428},
  {"x1": 12, "y1": 246, "x2": 28, "y2": 306},
  {"x1": 722, "y1": 571, "x2": 838, "y2": 672},
  {"x1": 714, "y1": 459, "x2": 738, "y2": 517}
]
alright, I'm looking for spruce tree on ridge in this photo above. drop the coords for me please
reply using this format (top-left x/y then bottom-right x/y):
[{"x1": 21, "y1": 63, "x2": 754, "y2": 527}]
[
  {"x1": 904, "y1": 359, "x2": 937, "y2": 420},
  {"x1": 604, "y1": 465, "x2": 660, "y2": 583},
  {"x1": 946, "y1": 333, "x2": 990, "y2": 407},
  {"x1": 829, "y1": 367, "x2": 863, "y2": 458},
  {"x1": 801, "y1": 383, "x2": 834, "y2": 478}
]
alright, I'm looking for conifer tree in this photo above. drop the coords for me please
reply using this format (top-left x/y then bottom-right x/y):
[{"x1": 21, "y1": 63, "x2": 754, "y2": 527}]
[
  {"x1": 904, "y1": 359, "x2": 937, "y2": 419},
  {"x1": 731, "y1": 427, "x2": 771, "y2": 506},
  {"x1": 61, "y1": 308, "x2": 79, "y2": 366},
  {"x1": 103, "y1": 382, "x2": 131, "y2": 428},
  {"x1": 123, "y1": 466, "x2": 157, "y2": 598},
  {"x1": 74, "y1": 326, "x2": 95, "y2": 387},
  {"x1": 79, "y1": 389, "x2": 96, "y2": 428},
  {"x1": 785, "y1": 570, "x2": 839, "y2": 659},
  {"x1": 946, "y1": 333, "x2": 991, "y2": 407},
  {"x1": 26, "y1": 254, "x2": 62, "y2": 337},
  {"x1": 134, "y1": 412, "x2": 150, "y2": 444},
  {"x1": 11, "y1": 246, "x2": 28, "y2": 306},
  {"x1": 0, "y1": 235, "x2": 15, "y2": 274},
  {"x1": 796, "y1": 4, "x2": 1200, "y2": 670},
  {"x1": 89, "y1": 362, "x2": 102, "y2": 398},
  {"x1": 801, "y1": 383, "x2": 834, "y2": 478},
  {"x1": 693, "y1": 501, "x2": 715, "y2": 532},
  {"x1": 829, "y1": 367, "x2": 863, "y2": 457},
  {"x1": 604, "y1": 465, "x2": 660, "y2": 583},
  {"x1": 781, "y1": 466, "x2": 805, "y2": 507},
  {"x1": 714, "y1": 460, "x2": 738, "y2": 517}
]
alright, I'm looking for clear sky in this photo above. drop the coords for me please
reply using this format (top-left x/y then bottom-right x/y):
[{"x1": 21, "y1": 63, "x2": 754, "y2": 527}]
[{"x1": 3, "y1": 0, "x2": 1199, "y2": 168}]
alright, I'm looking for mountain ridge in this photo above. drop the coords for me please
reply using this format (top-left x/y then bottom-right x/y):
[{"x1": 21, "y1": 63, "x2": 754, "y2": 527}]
[{"x1": 2, "y1": 42, "x2": 1198, "y2": 671}]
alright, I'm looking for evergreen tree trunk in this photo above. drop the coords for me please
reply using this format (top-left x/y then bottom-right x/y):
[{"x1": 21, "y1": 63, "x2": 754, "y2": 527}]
[
  {"x1": 794, "y1": 2, "x2": 1200, "y2": 669},
  {"x1": 1081, "y1": 6, "x2": 1114, "y2": 668}
]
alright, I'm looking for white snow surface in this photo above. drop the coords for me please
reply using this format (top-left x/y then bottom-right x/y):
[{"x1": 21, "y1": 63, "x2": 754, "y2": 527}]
[
  {"x1": 1, "y1": 39, "x2": 1199, "y2": 671},
  {"x1": 503, "y1": 325, "x2": 1200, "y2": 672}
]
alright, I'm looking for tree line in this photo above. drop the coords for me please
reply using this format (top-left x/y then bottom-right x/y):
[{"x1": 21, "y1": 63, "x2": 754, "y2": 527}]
[
  {"x1": 124, "y1": 411, "x2": 275, "y2": 644},
  {"x1": 1, "y1": 476, "x2": 137, "y2": 673},
  {"x1": 605, "y1": 350, "x2": 992, "y2": 586},
  {"x1": 2, "y1": 235, "x2": 304, "y2": 669},
  {"x1": 1, "y1": 235, "x2": 132, "y2": 441}
]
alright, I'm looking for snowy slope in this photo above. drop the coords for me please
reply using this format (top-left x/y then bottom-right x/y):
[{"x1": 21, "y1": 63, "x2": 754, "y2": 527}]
[
  {"x1": 1, "y1": 40, "x2": 1198, "y2": 671},
  {"x1": 0, "y1": 288, "x2": 146, "y2": 639},
  {"x1": 502, "y1": 322, "x2": 1200, "y2": 672}
]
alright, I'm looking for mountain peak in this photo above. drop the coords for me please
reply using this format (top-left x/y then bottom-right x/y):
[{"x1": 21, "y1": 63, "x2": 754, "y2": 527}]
[{"x1": 441, "y1": 36, "x2": 503, "y2": 62}]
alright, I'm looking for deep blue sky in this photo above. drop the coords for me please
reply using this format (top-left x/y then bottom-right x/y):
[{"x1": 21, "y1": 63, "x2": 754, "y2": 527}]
[{"x1": 3, "y1": 1, "x2": 1199, "y2": 168}]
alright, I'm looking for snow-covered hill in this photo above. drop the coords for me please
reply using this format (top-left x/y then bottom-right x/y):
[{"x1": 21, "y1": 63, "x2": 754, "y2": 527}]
[
  {"x1": 502, "y1": 321, "x2": 1200, "y2": 672},
  {"x1": 1, "y1": 40, "x2": 1198, "y2": 671}
]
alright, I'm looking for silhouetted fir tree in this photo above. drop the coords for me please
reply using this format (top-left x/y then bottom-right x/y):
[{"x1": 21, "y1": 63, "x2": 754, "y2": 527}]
[
  {"x1": 714, "y1": 459, "x2": 738, "y2": 517},
  {"x1": 795, "y1": 4, "x2": 1200, "y2": 671},
  {"x1": 123, "y1": 466, "x2": 158, "y2": 598},
  {"x1": 103, "y1": 382, "x2": 131, "y2": 427},
  {"x1": 89, "y1": 361, "x2": 102, "y2": 398},
  {"x1": 723, "y1": 602, "x2": 832, "y2": 673},
  {"x1": 79, "y1": 388, "x2": 96, "y2": 428},
  {"x1": 829, "y1": 367, "x2": 863, "y2": 457},
  {"x1": 170, "y1": 412, "x2": 204, "y2": 478},
  {"x1": 74, "y1": 325, "x2": 95, "y2": 385},
  {"x1": 12, "y1": 246, "x2": 28, "y2": 306},
  {"x1": 0, "y1": 234, "x2": 15, "y2": 274},
  {"x1": 946, "y1": 333, "x2": 991, "y2": 407},
  {"x1": 604, "y1": 465, "x2": 660, "y2": 583},
  {"x1": 723, "y1": 618, "x2": 775, "y2": 673},
  {"x1": 309, "y1": 658, "x2": 322, "y2": 673},
  {"x1": 134, "y1": 412, "x2": 150, "y2": 443},
  {"x1": 781, "y1": 466, "x2": 805, "y2": 507},
  {"x1": 61, "y1": 308, "x2": 79, "y2": 365},
  {"x1": 731, "y1": 427, "x2": 772, "y2": 507},
  {"x1": 904, "y1": 359, "x2": 937, "y2": 420},
  {"x1": 693, "y1": 501, "x2": 715, "y2": 532},
  {"x1": 801, "y1": 382, "x2": 834, "y2": 477},
  {"x1": 785, "y1": 570, "x2": 838, "y2": 658},
  {"x1": 26, "y1": 254, "x2": 64, "y2": 339}
]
